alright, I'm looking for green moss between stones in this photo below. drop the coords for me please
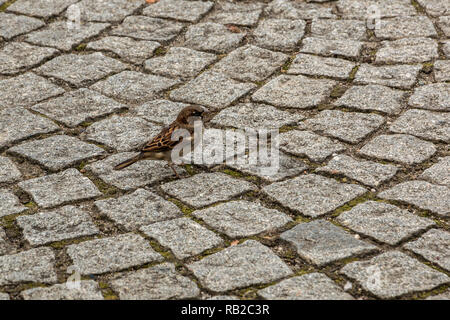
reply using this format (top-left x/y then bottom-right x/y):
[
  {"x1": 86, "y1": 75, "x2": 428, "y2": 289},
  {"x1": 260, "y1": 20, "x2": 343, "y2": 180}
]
[
  {"x1": 153, "y1": 46, "x2": 167, "y2": 56},
  {"x1": 348, "y1": 66, "x2": 359, "y2": 81},
  {"x1": 75, "y1": 43, "x2": 87, "y2": 51},
  {"x1": 0, "y1": 0, "x2": 16, "y2": 11},
  {"x1": 168, "y1": 198, "x2": 194, "y2": 215}
]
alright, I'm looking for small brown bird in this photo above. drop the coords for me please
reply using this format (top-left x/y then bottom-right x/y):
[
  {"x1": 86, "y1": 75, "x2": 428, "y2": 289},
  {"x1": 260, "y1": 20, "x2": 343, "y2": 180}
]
[{"x1": 114, "y1": 105, "x2": 205, "y2": 177}]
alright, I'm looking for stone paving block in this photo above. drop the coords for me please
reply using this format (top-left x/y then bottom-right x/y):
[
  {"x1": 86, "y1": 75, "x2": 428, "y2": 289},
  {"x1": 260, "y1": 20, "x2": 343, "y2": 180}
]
[
  {"x1": 299, "y1": 110, "x2": 384, "y2": 144},
  {"x1": 252, "y1": 75, "x2": 336, "y2": 109},
  {"x1": 300, "y1": 37, "x2": 363, "y2": 58},
  {"x1": 337, "y1": 201, "x2": 435, "y2": 245},
  {"x1": 208, "y1": 1, "x2": 264, "y2": 26},
  {"x1": 8, "y1": 135, "x2": 105, "y2": 171},
  {"x1": 287, "y1": 54, "x2": 356, "y2": 79},
  {"x1": 359, "y1": 134, "x2": 436, "y2": 165},
  {"x1": 337, "y1": 0, "x2": 416, "y2": 19},
  {"x1": 408, "y1": 83, "x2": 450, "y2": 111},
  {"x1": 334, "y1": 85, "x2": 406, "y2": 115},
  {"x1": 78, "y1": 0, "x2": 145, "y2": 22},
  {"x1": 188, "y1": 240, "x2": 293, "y2": 292},
  {"x1": 258, "y1": 272, "x2": 354, "y2": 300},
  {"x1": 192, "y1": 200, "x2": 292, "y2": 238},
  {"x1": 376, "y1": 38, "x2": 439, "y2": 63},
  {"x1": 0, "y1": 108, "x2": 59, "y2": 148},
  {"x1": 170, "y1": 71, "x2": 256, "y2": 110},
  {"x1": 0, "y1": 247, "x2": 57, "y2": 285},
  {"x1": 141, "y1": 217, "x2": 223, "y2": 259},
  {"x1": 379, "y1": 180, "x2": 450, "y2": 216},
  {"x1": 18, "y1": 168, "x2": 102, "y2": 208},
  {"x1": 279, "y1": 131, "x2": 346, "y2": 162},
  {"x1": 161, "y1": 172, "x2": 256, "y2": 208},
  {"x1": 0, "y1": 227, "x2": 9, "y2": 256},
  {"x1": 25, "y1": 21, "x2": 110, "y2": 51},
  {"x1": 0, "y1": 13, "x2": 45, "y2": 40},
  {"x1": 86, "y1": 36, "x2": 161, "y2": 64},
  {"x1": 143, "y1": 0, "x2": 213, "y2": 22},
  {"x1": 17, "y1": 205, "x2": 99, "y2": 246},
  {"x1": 95, "y1": 188, "x2": 182, "y2": 230},
  {"x1": 262, "y1": 174, "x2": 367, "y2": 217},
  {"x1": 443, "y1": 40, "x2": 450, "y2": 58},
  {"x1": 416, "y1": 0, "x2": 450, "y2": 17},
  {"x1": 420, "y1": 157, "x2": 450, "y2": 186},
  {"x1": 0, "y1": 189, "x2": 27, "y2": 218},
  {"x1": 375, "y1": 16, "x2": 437, "y2": 39},
  {"x1": 184, "y1": 22, "x2": 245, "y2": 53},
  {"x1": 264, "y1": 0, "x2": 335, "y2": 19},
  {"x1": 438, "y1": 16, "x2": 450, "y2": 37},
  {"x1": 67, "y1": 233, "x2": 163, "y2": 275},
  {"x1": 84, "y1": 116, "x2": 161, "y2": 152},
  {"x1": 213, "y1": 45, "x2": 288, "y2": 82},
  {"x1": 310, "y1": 19, "x2": 367, "y2": 40},
  {"x1": 0, "y1": 156, "x2": 22, "y2": 184},
  {"x1": 253, "y1": 19, "x2": 306, "y2": 51},
  {"x1": 7, "y1": 0, "x2": 78, "y2": 18},
  {"x1": 144, "y1": 47, "x2": 216, "y2": 78},
  {"x1": 434, "y1": 60, "x2": 450, "y2": 82},
  {"x1": 111, "y1": 16, "x2": 184, "y2": 41},
  {"x1": 0, "y1": 73, "x2": 64, "y2": 109},
  {"x1": 341, "y1": 251, "x2": 449, "y2": 299},
  {"x1": 404, "y1": 229, "x2": 450, "y2": 271},
  {"x1": 354, "y1": 64, "x2": 422, "y2": 89},
  {"x1": 281, "y1": 220, "x2": 377, "y2": 266},
  {"x1": 389, "y1": 109, "x2": 449, "y2": 143},
  {"x1": 110, "y1": 263, "x2": 200, "y2": 299},
  {"x1": 133, "y1": 100, "x2": 188, "y2": 125},
  {"x1": 31, "y1": 88, "x2": 126, "y2": 128},
  {"x1": 21, "y1": 280, "x2": 104, "y2": 300},
  {"x1": 207, "y1": 295, "x2": 239, "y2": 300},
  {"x1": 0, "y1": 293, "x2": 8, "y2": 300},
  {"x1": 316, "y1": 155, "x2": 398, "y2": 187},
  {"x1": 90, "y1": 71, "x2": 180, "y2": 103},
  {"x1": 427, "y1": 290, "x2": 450, "y2": 300},
  {"x1": 37, "y1": 53, "x2": 126, "y2": 87}
]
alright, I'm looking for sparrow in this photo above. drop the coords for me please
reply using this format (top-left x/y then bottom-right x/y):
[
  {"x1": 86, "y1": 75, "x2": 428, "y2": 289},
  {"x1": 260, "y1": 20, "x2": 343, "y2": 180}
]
[{"x1": 114, "y1": 105, "x2": 205, "y2": 177}]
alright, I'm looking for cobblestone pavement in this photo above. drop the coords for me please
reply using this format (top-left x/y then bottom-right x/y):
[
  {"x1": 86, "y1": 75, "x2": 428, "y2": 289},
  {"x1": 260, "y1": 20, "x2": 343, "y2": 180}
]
[{"x1": 0, "y1": 0, "x2": 449, "y2": 300}]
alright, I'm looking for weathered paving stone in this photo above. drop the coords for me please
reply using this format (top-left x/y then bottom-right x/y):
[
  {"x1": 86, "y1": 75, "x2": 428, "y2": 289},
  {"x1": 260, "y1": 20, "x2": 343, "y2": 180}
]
[
  {"x1": 207, "y1": 295, "x2": 239, "y2": 300},
  {"x1": 188, "y1": 240, "x2": 293, "y2": 291},
  {"x1": 7, "y1": 0, "x2": 78, "y2": 18},
  {"x1": 337, "y1": 201, "x2": 435, "y2": 245},
  {"x1": 442, "y1": 40, "x2": 450, "y2": 58},
  {"x1": 0, "y1": 189, "x2": 27, "y2": 218},
  {"x1": 427, "y1": 290, "x2": 450, "y2": 300},
  {"x1": 161, "y1": 172, "x2": 256, "y2": 208},
  {"x1": 262, "y1": 174, "x2": 367, "y2": 217},
  {"x1": 213, "y1": 45, "x2": 288, "y2": 82},
  {"x1": 31, "y1": 89, "x2": 126, "y2": 128},
  {"x1": 434, "y1": 60, "x2": 450, "y2": 82},
  {"x1": 0, "y1": 156, "x2": 21, "y2": 184},
  {"x1": 379, "y1": 180, "x2": 450, "y2": 216},
  {"x1": 404, "y1": 229, "x2": 450, "y2": 271},
  {"x1": 90, "y1": 71, "x2": 180, "y2": 103},
  {"x1": 258, "y1": 273, "x2": 354, "y2": 300},
  {"x1": 8, "y1": 135, "x2": 105, "y2": 171},
  {"x1": 0, "y1": 13, "x2": 45, "y2": 39},
  {"x1": 0, "y1": 73, "x2": 64, "y2": 109},
  {"x1": 265, "y1": 0, "x2": 335, "y2": 19},
  {"x1": 67, "y1": 234, "x2": 163, "y2": 275},
  {"x1": 0, "y1": 108, "x2": 59, "y2": 148},
  {"x1": 111, "y1": 16, "x2": 184, "y2": 42},
  {"x1": 252, "y1": 75, "x2": 336, "y2": 109},
  {"x1": 287, "y1": 54, "x2": 356, "y2": 79},
  {"x1": 86, "y1": 36, "x2": 161, "y2": 64},
  {"x1": 408, "y1": 83, "x2": 450, "y2": 111},
  {"x1": 110, "y1": 263, "x2": 199, "y2": 300},
  {"x1": 359, "y1": 134, "x2": 436, "y2": 165},
  {"x1": 143, "y1": 0, "x2": 213, "y2": 22},
  {"x1": 144, "y1": 47, "x2": 216, "y2": 78},
  {"x1": 0, "y1": 293, "x2": 8, "y2": 300},
  {"x1": 78, "y1": 0, "x2": 145, "y2": 22},
  {"x1": 279, "y1": 131, "x2": 345, "y2": 162},
  {"x1": 420, "y1": 157, "x2": 450, "y2": 186},
  {"x1": 376, "y1": 38, "x2": 439, "y2": 63},
  {"x1": 170, "y1": 71, "x2": 256, "y2": 110},
  {"x1": 375, "y1": 16, "x2": 437, "y2": 39},
  {"x1": 334, "y1": 85, "x2": 406, "y2": 115},
  {"x1": 141, "y1": 217, "x2": 223, "y2": 259},
  {"x1": 25, "y1": 21, "x2": 110, "y2": 51},
  {"x1": 337, "y1": 0, "x2": 416, "y2": 19},
  {"x1": 133, "y1": 100, "x2": 188, "y2": 125},
  {"x1": 85, "y1": 152, "x2": 184, "y2": 190},
  {"x1": 21, "y1": 280, "x2": 104, "y2": 300},
  {"x1": 208, "y1": 1, "x2": 264, "y2": 26},
  {"x1": 0, "y1": 227, "x2": 9, "y2": 255},
  {"x1": 438, "y1": 16, "x2": 450, "y2": 37},
  {"x1": 37, "y1": 53, "x2": 126, "y2": 87},
  {"x1": 0, "y1": 247, "x2": 57, "y2": 285},
  {"x1": 84, "y1": 116, "x2": 161, "y2": 152},
  {"x1": 354, "y1": 64, "x2": 422, "y2": 89},
  {"x1": 310, "y1": 19, "x2": 367, "y2": 40},
  {"x1": 300, "y1": 37, "x2": 363, "y2": 58},
  {"x1": 340, "y1": 251, "x2": 449, "y2": 298},
  {"x1": 18, "y1": 168, "x2": 102, "y2": 208},
  {"x1": 192, "y1": 200, "x2": 292, "y2": 238},
  {"x1": 253, "y1": 19, "x2": 306, "y2": 51},
  {"x1": 416, "y1": 0, "x2": 450, "y2": 17},
  {"x1": 317, "y1": 155, "x2": 398, "y2": 187},
  {"x1": 300, "y1": 110, "x2": 384, "y2": 144},
  {"x1": 184, "y1": 22, "x2": 245, "y2": 53},
  {"x1": 95, "y1": 189, "x2": 182, "y2": 230},
  {"x1": 389, "y1": 109, "x2": 449, "y2": 143}
]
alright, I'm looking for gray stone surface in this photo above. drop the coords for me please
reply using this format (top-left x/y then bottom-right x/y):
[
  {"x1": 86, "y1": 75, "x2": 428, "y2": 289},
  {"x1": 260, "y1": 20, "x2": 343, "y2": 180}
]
[
  {"x1": 442, "y1": 41, "x2": 450, "y2": 58},
  {"x1": 185, "y1": 22, "x2": 245, "y2": 53},
  {"x1": 143, "y1": 0, "x2": 213, "y2": 22},
  {"x1": 262, "y1": 174, "x2": 367, "y2": 217},
  {"x1": 0, "y1": 13, "x2": 45, "y2": 40},
  {"x1": 408, "y1": 83, "x2": 450, "y2": 111},
  {"x1": 18, "y1": 168, "x2": 102, "y2": 208},
  {"x1": 78, "y1": 0, "x2": 145, "y2": 22},
  {"x1": 416, "y1": 0, "x2": 450, "y2": 17},
  {"x1": 208, "y1": 1, "x2": 263, "y2": 26},
  {"x1": 264, "y1": 0, "x2": 335, "y2": 20},
  {"x1": 438, "y1": 16, "x2": 450, "y2": 36},
  {"x1": 341, "y1": 251, "x2": 449, "y2": 298},
  {"x1": 354, "y1": 64, "x2": 422, "y2": 89},
  {"x1": 253, "y1": 19, "x2": 306, "y2": 51},
  {"x1": 67, "y1": 233, "x2": 163, "y2": 275},
  {"x1": 21, "y1": 280, "x2": 104, "y2": 300},
  {"x1": 427, "y1": 290, "x2": 450, "y2": 300},
  {"x1": 287, "y1": 54, "x2": 356, "y2": 79},
  {"x1": 0, "y1": 293, "x2": 9, "y2": 300},
  {"x1": 0, "y1": 156, "x2": 22, "y2": 184},
  {"x1": 310, "y1": 19, "x2": 366, "y2": 40},
  {"x1": 420, "y1": 157, "x2": 450, "y2": 186},
  {"x1": 188, "y1": 240, "x2": 293, "y2": 291},
  {"x1": 0, "y1": 227, "x2": 9, "y2": 255},
  {"x1": 434, "y1": 60, "x2": 450, "y2": 82},
  {"x1": 111, "y1": 16, "x2": 184, "y2": 41},
  {"x1": 337, "y1": 0, "x2": 416, "y2": 19},
  {"x1": 7, "y1": 0, "x2": 78, "y2": 18},
  {"x1": 375, "y1": 16, "x2": 437, "y2": 40},
  {"x1": 133, "y1": 100, "x2": 188, "y2": 125},
  {"x1": 0, "y1": 189, "x2": 27, "y2": 218},
  {"x1": 300, "y1": 37, "x2": 363, "y2": 58},
  {"x1": 376, "y1": 38, "x2": 439, "y2": 63}
]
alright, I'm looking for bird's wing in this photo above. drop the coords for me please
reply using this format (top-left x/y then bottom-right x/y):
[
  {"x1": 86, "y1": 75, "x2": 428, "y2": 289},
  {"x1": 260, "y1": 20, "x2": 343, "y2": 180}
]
[{"x1": 141, "y1": 124, "x2": 183, "y2": 153}]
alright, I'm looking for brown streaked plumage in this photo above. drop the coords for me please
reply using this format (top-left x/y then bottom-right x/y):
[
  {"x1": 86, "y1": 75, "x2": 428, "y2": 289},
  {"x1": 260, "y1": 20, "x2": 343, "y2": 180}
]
[{"x1": 114, "y1": 105, "x2": 205, "y2": 177}]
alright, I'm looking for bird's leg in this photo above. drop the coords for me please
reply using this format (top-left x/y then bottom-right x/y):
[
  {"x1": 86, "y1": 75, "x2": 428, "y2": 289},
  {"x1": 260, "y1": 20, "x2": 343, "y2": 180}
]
[{"x1": 168, "y1": 161, "x2": 181, "y2": 179}]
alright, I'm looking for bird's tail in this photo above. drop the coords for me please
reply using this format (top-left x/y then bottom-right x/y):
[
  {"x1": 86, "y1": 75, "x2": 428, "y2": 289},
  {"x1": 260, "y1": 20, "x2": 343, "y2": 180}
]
[{"x1": 114, "y1": 154, "x2": 143, "y2": 170}]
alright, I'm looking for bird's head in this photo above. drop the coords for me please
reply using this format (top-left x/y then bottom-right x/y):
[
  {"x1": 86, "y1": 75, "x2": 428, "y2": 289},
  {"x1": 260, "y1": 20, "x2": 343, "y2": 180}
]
[{"x1": 177, "y1": 105, "x2": 206, "y2": 125}]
